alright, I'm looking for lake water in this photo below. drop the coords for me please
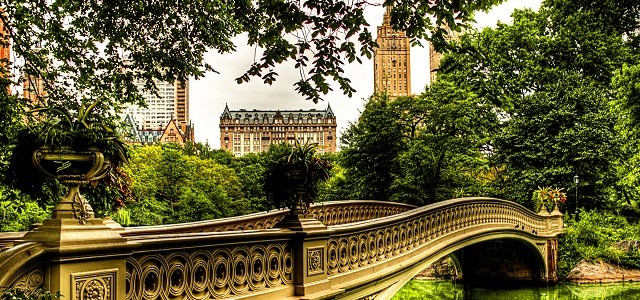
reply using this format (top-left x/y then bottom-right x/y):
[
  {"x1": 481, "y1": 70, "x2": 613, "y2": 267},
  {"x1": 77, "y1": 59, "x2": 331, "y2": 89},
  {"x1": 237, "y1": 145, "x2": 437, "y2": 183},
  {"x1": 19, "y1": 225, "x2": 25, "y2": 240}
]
[{"x1": 392, "y1": 280, "x2": 640, "y2": 299}]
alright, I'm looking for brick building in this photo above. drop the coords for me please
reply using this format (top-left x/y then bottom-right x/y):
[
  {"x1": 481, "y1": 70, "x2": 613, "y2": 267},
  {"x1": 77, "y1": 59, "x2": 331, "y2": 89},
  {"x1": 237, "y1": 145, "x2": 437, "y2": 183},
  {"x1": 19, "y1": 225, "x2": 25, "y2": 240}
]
[{"x1": 219, "y1": 104, "x2": 337, "y2": 156}]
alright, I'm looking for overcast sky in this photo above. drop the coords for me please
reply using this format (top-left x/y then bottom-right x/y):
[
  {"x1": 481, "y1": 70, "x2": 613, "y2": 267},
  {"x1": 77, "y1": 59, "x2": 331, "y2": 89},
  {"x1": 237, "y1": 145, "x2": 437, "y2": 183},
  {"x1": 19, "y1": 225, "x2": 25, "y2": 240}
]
[{"x1": 190, "y1": 0, "x2": 543, "y2": 148}]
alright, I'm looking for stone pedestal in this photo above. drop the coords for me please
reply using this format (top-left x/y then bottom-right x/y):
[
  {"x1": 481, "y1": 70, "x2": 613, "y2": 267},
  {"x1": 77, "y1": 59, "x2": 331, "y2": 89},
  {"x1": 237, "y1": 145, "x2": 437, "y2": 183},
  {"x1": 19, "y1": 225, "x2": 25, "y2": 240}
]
[
  {"x1": 18, "y1": 217, "x2": 129, "y2": 300},
  {"x1": 276, "y1": 213, "x2": 342, "y2": 298}
]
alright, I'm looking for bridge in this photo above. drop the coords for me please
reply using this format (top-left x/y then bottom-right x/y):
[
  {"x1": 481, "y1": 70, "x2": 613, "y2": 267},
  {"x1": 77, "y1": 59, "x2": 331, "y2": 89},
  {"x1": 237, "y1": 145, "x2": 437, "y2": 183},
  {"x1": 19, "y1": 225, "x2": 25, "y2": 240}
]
[{"x1": 0, "y1": 197, "x2": 563, "y2": 300}]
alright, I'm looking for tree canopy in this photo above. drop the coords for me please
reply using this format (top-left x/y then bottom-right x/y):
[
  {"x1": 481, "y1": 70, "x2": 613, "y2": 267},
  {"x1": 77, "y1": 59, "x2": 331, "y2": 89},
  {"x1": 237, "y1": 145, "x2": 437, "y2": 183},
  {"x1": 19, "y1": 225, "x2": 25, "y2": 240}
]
[{"x1": 0, "y1": 0, "x2": 504, "y2": 108}]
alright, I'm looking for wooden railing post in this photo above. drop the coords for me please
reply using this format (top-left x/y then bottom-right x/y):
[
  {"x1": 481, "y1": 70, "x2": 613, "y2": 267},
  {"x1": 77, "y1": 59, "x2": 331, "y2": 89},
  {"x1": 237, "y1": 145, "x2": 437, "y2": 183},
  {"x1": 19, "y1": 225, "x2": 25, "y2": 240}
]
[{"x1": 276, "y1": 212, "x2": 340, "y2": 298}]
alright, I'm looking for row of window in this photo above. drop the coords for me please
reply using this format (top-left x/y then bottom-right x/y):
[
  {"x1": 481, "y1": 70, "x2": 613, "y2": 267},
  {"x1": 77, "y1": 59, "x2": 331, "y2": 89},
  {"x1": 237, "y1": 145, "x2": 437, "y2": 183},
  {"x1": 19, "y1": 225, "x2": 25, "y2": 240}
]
[
  {"x1": 223, "y1": 126, "x2": 333, "y2": 133},
  {"x1": 223, "y1": 118, "x2": 335, "y2": 125}
]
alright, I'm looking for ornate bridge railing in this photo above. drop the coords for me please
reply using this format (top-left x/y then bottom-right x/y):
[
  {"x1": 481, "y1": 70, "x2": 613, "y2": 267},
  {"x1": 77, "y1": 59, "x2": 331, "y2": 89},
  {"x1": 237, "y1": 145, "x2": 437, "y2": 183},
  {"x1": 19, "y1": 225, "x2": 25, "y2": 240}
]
[
  {"x1": 322, "y1": 198, "x2": 562, "y2": 298},
  {"x1": 0, "y1": 198, "x2": 562, "y2": 300},
  {"x1": 121, "y1": 200, "x2": 415, "y2": 236}
]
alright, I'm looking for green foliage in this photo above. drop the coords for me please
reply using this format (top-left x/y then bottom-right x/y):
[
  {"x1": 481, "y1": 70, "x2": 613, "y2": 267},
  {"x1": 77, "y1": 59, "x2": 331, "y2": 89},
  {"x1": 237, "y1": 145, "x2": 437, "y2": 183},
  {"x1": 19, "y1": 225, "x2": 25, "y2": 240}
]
[
  {"x1": 317, "y1": 153, "x2": 354, "y2": 202},
  {"x1": 122, "y1": 145, "x2": 248, "y2": 225},
  {"x1": 0, "y1": 288, "x2": 60, "y2": 300},
  {"x1": 437, "y1": 0, "x2": 633, "y2": 211},
  {"x1": 492, "y1": 74, "x2": 620, "y2": 210},
  {"x1": 125, "y1": 198, "x2": 170, "y2": 226},
  {"x1": 558, "y1": 211, "x2": 640, "y2": 278},
  {"x1": 341, "y1": 86, "x2": 497, "y2": 205},
  {"x1": 391, "y1": 80, "x2": 498, "y2": 205},
  {"x1": 0, "y1": 0, "x2": 500, "y2": 105},
  {"x1": 341, "y1": 94, "x2": 405, "y2": 200},
  {"x1": 111, "y1": 207, "x2": 131, "y2": 227},
  {"x1": 264, "y1": 142, "x2": 332, "y2": 209},
  {"x1": 0, "y1": 186, "x2": 49, "y2": 232}
]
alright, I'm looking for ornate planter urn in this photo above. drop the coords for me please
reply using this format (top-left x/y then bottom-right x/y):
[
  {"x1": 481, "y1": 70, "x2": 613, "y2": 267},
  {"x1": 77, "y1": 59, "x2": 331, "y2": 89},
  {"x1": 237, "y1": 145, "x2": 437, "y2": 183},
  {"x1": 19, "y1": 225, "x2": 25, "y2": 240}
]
[
  {"x1": 32, "y1": 148, "x2": 110, "y2": 224},
  {"x1": 285, "y1": 167, "x2": 308, "y2": 215}
]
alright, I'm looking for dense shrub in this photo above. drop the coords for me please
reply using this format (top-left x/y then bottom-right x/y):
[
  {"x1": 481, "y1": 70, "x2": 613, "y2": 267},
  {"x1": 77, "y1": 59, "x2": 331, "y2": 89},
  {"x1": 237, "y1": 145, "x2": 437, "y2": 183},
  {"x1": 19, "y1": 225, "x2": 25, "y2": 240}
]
[{"x1": 559, "y1": 210, "x2": 640, "y2": 278}]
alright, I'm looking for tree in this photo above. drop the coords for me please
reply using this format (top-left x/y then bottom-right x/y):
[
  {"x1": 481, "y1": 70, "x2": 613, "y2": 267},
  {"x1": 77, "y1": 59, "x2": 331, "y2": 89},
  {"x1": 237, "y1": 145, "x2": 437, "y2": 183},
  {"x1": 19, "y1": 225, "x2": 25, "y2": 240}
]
[
  {"x1": 492, "y1": 74, "x2": 620, "y2": 209},
  {"x1": 391, "y1": 80, "x2": 498, "y2": 205},
  {"x1": 0, "y1": 0, "x2": 504, "y2": 108},
  {"x1": 439, "y1": 2, "x2": 631, "y2": 209},
  {"x1": 341, "y1": 94, "x2": 405, "y2": 200}
]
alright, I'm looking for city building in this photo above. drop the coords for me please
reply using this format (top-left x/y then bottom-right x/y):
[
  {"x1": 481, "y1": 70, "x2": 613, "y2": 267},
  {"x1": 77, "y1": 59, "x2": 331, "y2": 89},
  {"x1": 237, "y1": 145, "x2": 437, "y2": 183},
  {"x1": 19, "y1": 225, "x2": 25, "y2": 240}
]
[
  {"x1": 0, "y1": 8, "x2": 10, "y2": 93},
  {"x1": 175, "y1": 80, "x2": 189, "y2": 126},
  {"x1": 373, "y1": 6, "x2": 411, "y2": 98},
  {"x1": 23, "y1": 70, "x2": 46, "y2": 104},
  {"x1": 0, "y1": 8, "x2": 9, "y2": 67},
  {"x1": 122, "y1": 114, "x2": 194, "y2": 146},
  {"x1": 429, "y1": 25, "x2": 460, "y2": 84},
  {"x1": 123, "y1": 79, "x2": 190, "y2": 131},
  {"x1": 219, "y1": 104, "x2": 337, "y2": 156}
]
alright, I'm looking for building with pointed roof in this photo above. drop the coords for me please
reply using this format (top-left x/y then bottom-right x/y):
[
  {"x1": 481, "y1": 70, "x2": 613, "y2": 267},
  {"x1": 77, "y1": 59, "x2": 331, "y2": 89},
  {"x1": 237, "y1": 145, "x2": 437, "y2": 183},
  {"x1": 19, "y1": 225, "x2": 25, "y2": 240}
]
[
  {"x1": 122, "y1": 114, "x2": 194, "y2": 146},
  {"x1": 220, "y1": 104, "x2": 337, "y2": 156},
  {"x1": 159, "y1": 118, "x2": 194, "y2": 145},
  {"x1": 373, "y1": 6, "x2": 411, "y2": 98}
]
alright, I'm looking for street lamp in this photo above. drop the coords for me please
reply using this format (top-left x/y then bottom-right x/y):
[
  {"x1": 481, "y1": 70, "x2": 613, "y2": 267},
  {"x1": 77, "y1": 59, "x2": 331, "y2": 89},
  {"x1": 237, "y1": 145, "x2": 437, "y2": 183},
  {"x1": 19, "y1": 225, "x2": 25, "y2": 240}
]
[{"x1": 574, "y1": 175, "x2": 580, "y2": 215}]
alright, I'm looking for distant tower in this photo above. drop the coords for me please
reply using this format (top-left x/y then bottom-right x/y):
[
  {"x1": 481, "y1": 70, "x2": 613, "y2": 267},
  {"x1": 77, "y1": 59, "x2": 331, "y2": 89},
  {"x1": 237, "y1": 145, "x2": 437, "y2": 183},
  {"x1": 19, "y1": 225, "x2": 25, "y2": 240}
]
[
  {"x1": 1, "y1": 8, "x2": 10, "y2": 93},
  {"x1": 175, "y1": 80, "x2": 189, "y2": 127},
  {"x1": 124, "y1": 78, "x2": 190, "y2": 131},
  {"x1": 373, "y1": 6, "x2": 411, "y2": 98},
  {"x1": 22, "y1": 47, "x2": 48, "y2": 104},
  {"x1": 0, "y1": 9, "x2": 9, "y2": 66},
  {"x1": 429, "y1": 25, "x2": 460, "y2": 84}
]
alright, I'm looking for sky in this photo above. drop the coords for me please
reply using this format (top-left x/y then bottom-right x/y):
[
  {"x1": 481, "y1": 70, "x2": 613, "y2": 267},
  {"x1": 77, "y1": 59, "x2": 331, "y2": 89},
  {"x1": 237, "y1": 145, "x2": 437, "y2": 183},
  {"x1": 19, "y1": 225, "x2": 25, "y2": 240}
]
[{"x1": 190, "y1": 0, "x2": 543, "y2": 148}]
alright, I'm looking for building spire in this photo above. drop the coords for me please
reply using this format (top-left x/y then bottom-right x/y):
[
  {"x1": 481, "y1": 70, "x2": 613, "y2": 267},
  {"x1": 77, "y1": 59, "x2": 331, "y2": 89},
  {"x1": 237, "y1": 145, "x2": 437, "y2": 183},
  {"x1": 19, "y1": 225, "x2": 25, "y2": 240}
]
[
  {"x1": 325, "y1": 103, "x2": 334, "y2": 117},
  {"x1": 222, "y1": 103, "x2": 230, "y2": 118}
]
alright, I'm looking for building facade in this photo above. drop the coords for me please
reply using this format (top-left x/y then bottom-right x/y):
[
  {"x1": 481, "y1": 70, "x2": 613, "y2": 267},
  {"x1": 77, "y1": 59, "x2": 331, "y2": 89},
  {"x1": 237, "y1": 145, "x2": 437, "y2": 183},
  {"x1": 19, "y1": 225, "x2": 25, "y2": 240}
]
[
  {"x1": 124, "y1": 79, "x2": 190, "y2": 131},
  {"x1": 0, "y1": 8, "x2": 10, "y2": 93},
  {"x1": 429, "y1": 25, "x2": 460, "y2": 84},
  {"x1": 175, "y1": 80, "x2": 189, "y2": 126},
  {"x1": 219, "y1": 104, "x2": 337, "y2": 156},
  {"x1": 0, "y1": 9, "x2": 9, "y2": 68},
  {"x1": 373, "y1": 6, "x2": 411, "y2": 98},
  {"x1": 23, "y1": 71, "x2": 46, "y2": 104},
  {"x1": 122, "y1": 114, "x2": 194, "y2": 146}
]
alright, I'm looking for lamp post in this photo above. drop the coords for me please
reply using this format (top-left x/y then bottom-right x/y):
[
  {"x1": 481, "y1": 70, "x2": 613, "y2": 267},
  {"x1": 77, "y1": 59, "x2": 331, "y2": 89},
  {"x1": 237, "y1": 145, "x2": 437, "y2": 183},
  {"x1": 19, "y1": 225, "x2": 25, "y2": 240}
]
[{"x1": 574, "y1": 175, "x2": 580, "y2": 215}]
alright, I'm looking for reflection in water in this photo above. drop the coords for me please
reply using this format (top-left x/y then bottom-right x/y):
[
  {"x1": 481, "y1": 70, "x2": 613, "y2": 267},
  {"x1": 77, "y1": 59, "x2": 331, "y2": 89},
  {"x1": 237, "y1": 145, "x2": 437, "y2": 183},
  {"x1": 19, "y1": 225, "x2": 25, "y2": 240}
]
[{"x1": 392, "y1": 280, "x2": 640, "y2": 300}]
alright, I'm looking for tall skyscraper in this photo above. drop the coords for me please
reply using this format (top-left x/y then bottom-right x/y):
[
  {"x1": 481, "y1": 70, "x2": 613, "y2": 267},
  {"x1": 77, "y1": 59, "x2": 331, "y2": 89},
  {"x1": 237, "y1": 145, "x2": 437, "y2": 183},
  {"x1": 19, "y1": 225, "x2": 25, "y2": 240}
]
[
  {"x1": 124, "y1": 79, "x2": 190, "y2": 130},
  {"x1": 373, "y1": 6, "x2": 411, "y2": 98},
  {"x1": 175, "y1": 80, "x2": 189, "y2": 126},
  {"x1": 429, "y1": 25, "x2": 460, "y2": 84},
  {"x1": 23, "y1": 72, "x2": 46, "y2": 104},
  {"x1": 220, "y1": 104, "x2": 337, "y2": 157},
  {"x1": 0, "y1": 9, "x2": 9, "y2": 66},
  {"x1": 1, "y1": 8, "x2": 11, "y2": 93}
]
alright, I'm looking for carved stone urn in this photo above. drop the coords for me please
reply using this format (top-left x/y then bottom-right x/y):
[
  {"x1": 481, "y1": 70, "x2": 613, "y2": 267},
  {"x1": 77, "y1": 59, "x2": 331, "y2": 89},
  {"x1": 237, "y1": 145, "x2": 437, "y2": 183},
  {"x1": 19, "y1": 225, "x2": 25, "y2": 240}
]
[{"x1": 32, "y1": 148, "x2": 110, "y2": 224}]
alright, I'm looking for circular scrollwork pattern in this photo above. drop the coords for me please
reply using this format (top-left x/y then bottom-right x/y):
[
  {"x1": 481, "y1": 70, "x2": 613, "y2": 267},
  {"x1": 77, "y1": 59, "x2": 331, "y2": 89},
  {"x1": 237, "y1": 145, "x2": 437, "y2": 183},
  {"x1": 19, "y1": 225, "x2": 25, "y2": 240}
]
[
  {"x1": 126, "y1": 243, "x2": 292, "y2": 300},
  {"x1": 326, "y1": 201, "x2": 550, "y2": 277},
  {"x1": 308, "y1": 250, "x2": 322, "y2": 271}
]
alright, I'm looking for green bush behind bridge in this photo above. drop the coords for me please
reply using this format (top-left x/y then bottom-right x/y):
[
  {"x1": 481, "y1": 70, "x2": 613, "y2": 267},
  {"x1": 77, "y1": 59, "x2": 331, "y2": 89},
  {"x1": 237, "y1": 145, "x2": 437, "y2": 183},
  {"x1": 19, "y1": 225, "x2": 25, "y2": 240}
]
[{"x1": 559, "y1": 211, "x2": 640, "y2": 278}]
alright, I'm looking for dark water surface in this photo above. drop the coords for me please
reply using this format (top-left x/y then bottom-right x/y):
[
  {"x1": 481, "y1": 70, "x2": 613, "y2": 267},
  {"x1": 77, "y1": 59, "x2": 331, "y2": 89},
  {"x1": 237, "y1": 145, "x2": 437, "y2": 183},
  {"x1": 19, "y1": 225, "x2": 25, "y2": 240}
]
[{"x1": 392, "y1": 280, "x2": 640, "y2": 299}]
